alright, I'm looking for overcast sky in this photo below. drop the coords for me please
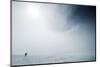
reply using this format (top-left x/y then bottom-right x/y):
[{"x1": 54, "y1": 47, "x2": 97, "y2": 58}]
[{"x1": 12, "y1": 1, "x2": 96, "y2": 56}]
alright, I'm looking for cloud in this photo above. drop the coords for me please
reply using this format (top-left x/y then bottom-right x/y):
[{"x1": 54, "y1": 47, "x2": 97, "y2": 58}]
[{"x1": 12, "y1": 1, "x2": 95, "y2": 56}]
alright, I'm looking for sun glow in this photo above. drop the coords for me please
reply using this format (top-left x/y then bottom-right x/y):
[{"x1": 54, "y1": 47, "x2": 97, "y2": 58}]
[{"x1": 27, "y1": 3, "x2": 41, "y2": 18}]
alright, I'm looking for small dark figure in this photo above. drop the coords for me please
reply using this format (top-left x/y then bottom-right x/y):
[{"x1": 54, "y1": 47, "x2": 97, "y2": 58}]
[{"x1": 25, "y1": 52, "x2": 28, "y2": 56}]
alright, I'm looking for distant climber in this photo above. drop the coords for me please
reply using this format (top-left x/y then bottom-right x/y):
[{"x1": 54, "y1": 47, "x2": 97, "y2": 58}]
[{"x1": 24, "y1": 52, "x2": 28, "y2": 56}]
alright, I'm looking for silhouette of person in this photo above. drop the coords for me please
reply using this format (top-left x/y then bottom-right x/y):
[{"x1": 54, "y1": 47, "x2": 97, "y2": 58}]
[{"x1": 25, "y1": 52, "x2": 28, "y2": 56}]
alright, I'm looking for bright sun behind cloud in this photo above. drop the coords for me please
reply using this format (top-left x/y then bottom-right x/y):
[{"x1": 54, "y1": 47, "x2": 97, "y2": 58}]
[{"x1": 27, "y1": 3, "x2": 41, "y2": 19}]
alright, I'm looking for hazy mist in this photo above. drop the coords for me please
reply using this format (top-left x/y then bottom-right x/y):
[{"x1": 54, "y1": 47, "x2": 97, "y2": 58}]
[{"x1": 12, "y1": 1, "x2": 96, "y2": 57}]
